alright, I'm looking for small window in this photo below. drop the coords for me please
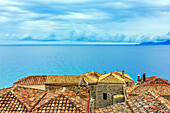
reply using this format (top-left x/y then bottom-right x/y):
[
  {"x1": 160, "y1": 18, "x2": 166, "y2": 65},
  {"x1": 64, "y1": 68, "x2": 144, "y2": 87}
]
[{"x1": 103, "y1": 93, "x2": 107, "y2": 100}]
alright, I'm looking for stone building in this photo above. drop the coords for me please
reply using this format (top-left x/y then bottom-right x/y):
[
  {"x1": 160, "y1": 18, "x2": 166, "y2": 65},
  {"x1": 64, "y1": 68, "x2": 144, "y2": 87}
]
[
  {"x1": 94, "y1": 91, "x2": 170, "y2": 113},
  {"x1": 13, "y1": 70, "x2": 135, "y2": 109}
]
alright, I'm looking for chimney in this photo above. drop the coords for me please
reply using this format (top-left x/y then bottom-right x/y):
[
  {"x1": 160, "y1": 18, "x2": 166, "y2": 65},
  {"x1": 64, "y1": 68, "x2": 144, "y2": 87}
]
[
  {"x1": 143, "y1": 73, "x2": 146, "y2": 82},
  {"x1": 137, "y1": 74, "x2": 141, "y2": 82},
  {"x1": 104, "y1": 69, "x2": 106, "y2": 74},
  {"x1": 122, "y1": 70, "x2": 125, "y2": 79}
]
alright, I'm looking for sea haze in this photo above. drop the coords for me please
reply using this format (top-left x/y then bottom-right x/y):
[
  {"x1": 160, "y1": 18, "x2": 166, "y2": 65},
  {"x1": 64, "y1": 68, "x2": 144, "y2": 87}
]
[{"x1": 0, "y1": 45, "x2": 170, "y2": 88}]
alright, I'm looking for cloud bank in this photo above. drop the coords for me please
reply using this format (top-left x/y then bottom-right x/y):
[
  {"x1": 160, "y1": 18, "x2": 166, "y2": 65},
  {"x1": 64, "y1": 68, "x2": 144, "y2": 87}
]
[{"x1": 0, "y1": 0, "x2": 170, "y2": 43}]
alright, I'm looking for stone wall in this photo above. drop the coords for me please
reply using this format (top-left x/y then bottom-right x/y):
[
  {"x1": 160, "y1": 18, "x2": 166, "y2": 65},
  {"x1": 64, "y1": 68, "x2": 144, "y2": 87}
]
[{"x1": 96, "y1": 84, "x2": 124, "y2": 108}]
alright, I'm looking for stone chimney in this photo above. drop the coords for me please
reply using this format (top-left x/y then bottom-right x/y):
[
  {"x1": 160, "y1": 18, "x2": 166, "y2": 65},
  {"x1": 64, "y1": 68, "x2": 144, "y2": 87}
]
[
  {"x1": 122, "y1": 70, "x2": 125, "y2": 79},
  {"x1": 137, "y1": 74, "x2": 141, "y2": 83},
  {"x1": 104, "y1": 69, "x2": 106, "y2": 74},
  {"x1": 143, "y1": 73, "x2": 146, "y2": 82}
]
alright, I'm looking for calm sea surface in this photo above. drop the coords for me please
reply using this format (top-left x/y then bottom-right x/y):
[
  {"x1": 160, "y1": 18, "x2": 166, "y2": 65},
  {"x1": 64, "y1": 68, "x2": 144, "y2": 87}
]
[{"x1": 0, "y1": 45, "x2": 170, "y2": 88}]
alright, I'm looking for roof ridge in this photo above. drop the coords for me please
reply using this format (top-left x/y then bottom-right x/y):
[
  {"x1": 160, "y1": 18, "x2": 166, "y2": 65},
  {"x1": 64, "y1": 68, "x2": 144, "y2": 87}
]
[
  {"x1": 98, "y1": 73, "x2": 112, "y2": 82},
  {"x1": 11, "y1": 86, "x2": 47, "y2": 111},
  {"x1": 98, "y1": 73, "x2": 125, "y2": 83},
  {"x1": 33, "y1": 94, "x2": 85, "y2": 112},
  {"x1": 113, "y1": 73, "x2": 126, "y2": 83},
  {"x1": 84, "y1": 75, "x2": 98, "y2": 83},
  {"x1": 9, "y1": 88, "x2": 32, "y2": 110},
  {"x1": 125, "y1": 100, "x2": 134, "y2": 113},
  {"x1": 3, "y1": 90, "x2": 29, "y2": 111},
  {"x1": 143, "y1": 77, "x2": 170, "y2": 85},
  {"x1": 33, "y1": 94, "x2": 64, "y2": 111},
  {"x1": 147, "y1": 77, "x2": 159, "y2": 83},
  {"x1": 159, "y1": 78, "x2": 170, "y2": 84},
  {"x1": 31, "y1": 93, "x2": 47, "y2": 110},
  {"x1": 113, "y1": 71, "x2": 134, "y2": 82},
  {"x1": 131, "y1": 85, "x2": 139, "y2": 93},
  {"x1": 124, "y1": 75, "x2": 134, "y2": 81}
]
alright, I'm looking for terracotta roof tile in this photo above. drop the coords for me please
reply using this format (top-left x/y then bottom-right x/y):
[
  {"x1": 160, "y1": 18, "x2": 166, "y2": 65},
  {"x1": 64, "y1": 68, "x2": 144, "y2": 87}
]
[
  {"x1": 0, "y1": 86, "x2": 89, "y2": 113},
  {"x1": 14, "y1": 71, "x2": 134, "y2": 86},
  {"x1": 127, "y1": 92, "x2": 170, "y2": 113},
  {"x1": 47, "y1": 75, "x2": 83, "y2": 84},
  {"x1": 0, "y1": 87, "x2": 12, "y2": 97},
  {"x1": 145, "y1": 76, "x2": 158, "y2": 82},
  {"x1": 126, "y1": 76, "x2": 170, "y2": 96},
  {"x1": 0, "y1": 91, "x2": 29, "y2": 112},
  {"x1": 82, "y1": 71, "x2": 102, "y2": 77},
  {"x1": 95, "y1": 102, "x2": 132, "y2": 113},
  {"x1": 34, "y1": 95, "x2": 83, "y2": 113},
  {"x1": 13, "y1": 75, "x2": 47, "y2": 85},
  {"x1": 144, "y1": 77, "x2": 170, "y2": 85},
  {"x1": 125, "y1": 85, "x2": 139, "y2": 94},
  {"x1": 126, "y1": 84, "x2": 170, "y2": 96},
  {"x1": 12, "y1": 86, "x2": 46, "y2": 110},
  {"x1": 98, "y1": 73, "x2": 125, "y2": 84}
]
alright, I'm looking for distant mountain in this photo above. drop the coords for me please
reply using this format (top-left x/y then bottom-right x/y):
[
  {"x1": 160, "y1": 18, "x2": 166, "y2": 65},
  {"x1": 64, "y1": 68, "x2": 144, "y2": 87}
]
[{"x1": 140, "y1": 39, "x2": 170, "y2": 45}]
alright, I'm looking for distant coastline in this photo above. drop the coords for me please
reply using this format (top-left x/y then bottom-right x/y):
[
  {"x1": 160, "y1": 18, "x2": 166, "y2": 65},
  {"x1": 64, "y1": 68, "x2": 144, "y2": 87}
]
[
  {"x1": 0, "y1": 40, "x2": 170, "y2": 46},
  {"x1": 139, "y1": 39, "x2": 170, "y2": 45}
]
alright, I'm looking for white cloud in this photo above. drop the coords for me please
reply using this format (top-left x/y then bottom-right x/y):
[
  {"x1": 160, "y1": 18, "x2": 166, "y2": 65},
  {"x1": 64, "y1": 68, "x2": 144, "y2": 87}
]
[
  {"x1": 143, "y1": 0, "x2": 170, "y2": 6},
  {"x1": 50, "y1": 12, "x2": 110, "y2": 20},
  {"x1": 0, "y1": 6, "x2": 28, "y2": 13},
  {"x1": 36, "y1": 0, "x2": 92, "y2": 4},
  {"x1": 0, "y1": 16, "x2": 9, "y2": 23},
  {"x1": 0, "y1": 0, "x2": 26, "y2": 6},
  {"x1": 0, "y1": 0, "x2": 170, "y2": 43},
  {"x1": 102, "y1": 2, "x2": 133, "y2": 8}
]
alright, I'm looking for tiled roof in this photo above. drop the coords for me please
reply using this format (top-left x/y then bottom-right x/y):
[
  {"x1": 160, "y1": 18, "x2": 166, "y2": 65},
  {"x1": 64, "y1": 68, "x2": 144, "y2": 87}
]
[
  {"x1": 13, "y1": 71, "x2": 134, "y2": 85},
  {"x1": 145, "y1": 76, "x2": 158, "y2": 82},
  {"x1": 0, "y1": 87, "x2": 12, "y2": 96},
  {"x1": 12, "y1": 86, "x2": 46, "y2": 110},
  {"x1": 98, "y1": 73, "x2": 125, "y2": 84},
  {"x1": 129, "y1": 84, "x2": 170, "y2": 96},
  {"x1": 34, "y1": 95, "x2": 83, "y2": 113},
  {"x1": 143, "y1": 77, "x2": 170, "y2": 85},
  {"x1": 0, "y1": 86, "x2": 89, "y2": 113},
  {"x1": 126, "y1": 76, "x2": 170, "y2": 96},
  {"x1": 0, "y1": 91, "x2": 29, "y2": 112},
  {"x1": 113, "y1": 71, "x2": 135, "y2": 83},
  {"x1": 13, "y1": 75, "x2": 47, "y2": 85},
  {"x1": 82, "y1": 71, "x2": 102, "y2": 83},
  {"x1": 82, "y1": 71, "x2": 102, "y2": 77},
  {"x1": 94, "y1": 92, "x2": 170, "y2": 113},
  {"x1": 125, "y1": 85, "x2": 139, "y2": 94},
  {"x1": 46, "y1": 75, "x2": 83, "y2": 84}
]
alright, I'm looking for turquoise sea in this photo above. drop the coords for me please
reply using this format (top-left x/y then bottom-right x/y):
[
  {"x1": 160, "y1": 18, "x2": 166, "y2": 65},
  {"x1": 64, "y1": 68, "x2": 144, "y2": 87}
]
[{"x1": 0, "y1": 45, "x2": 170, "y2": 88}]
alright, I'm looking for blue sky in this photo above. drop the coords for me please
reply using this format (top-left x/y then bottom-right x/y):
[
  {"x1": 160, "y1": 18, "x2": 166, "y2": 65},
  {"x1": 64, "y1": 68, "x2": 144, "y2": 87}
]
[{"x1": 0, "y1": 0, "x2": 170, "y2": 44}]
